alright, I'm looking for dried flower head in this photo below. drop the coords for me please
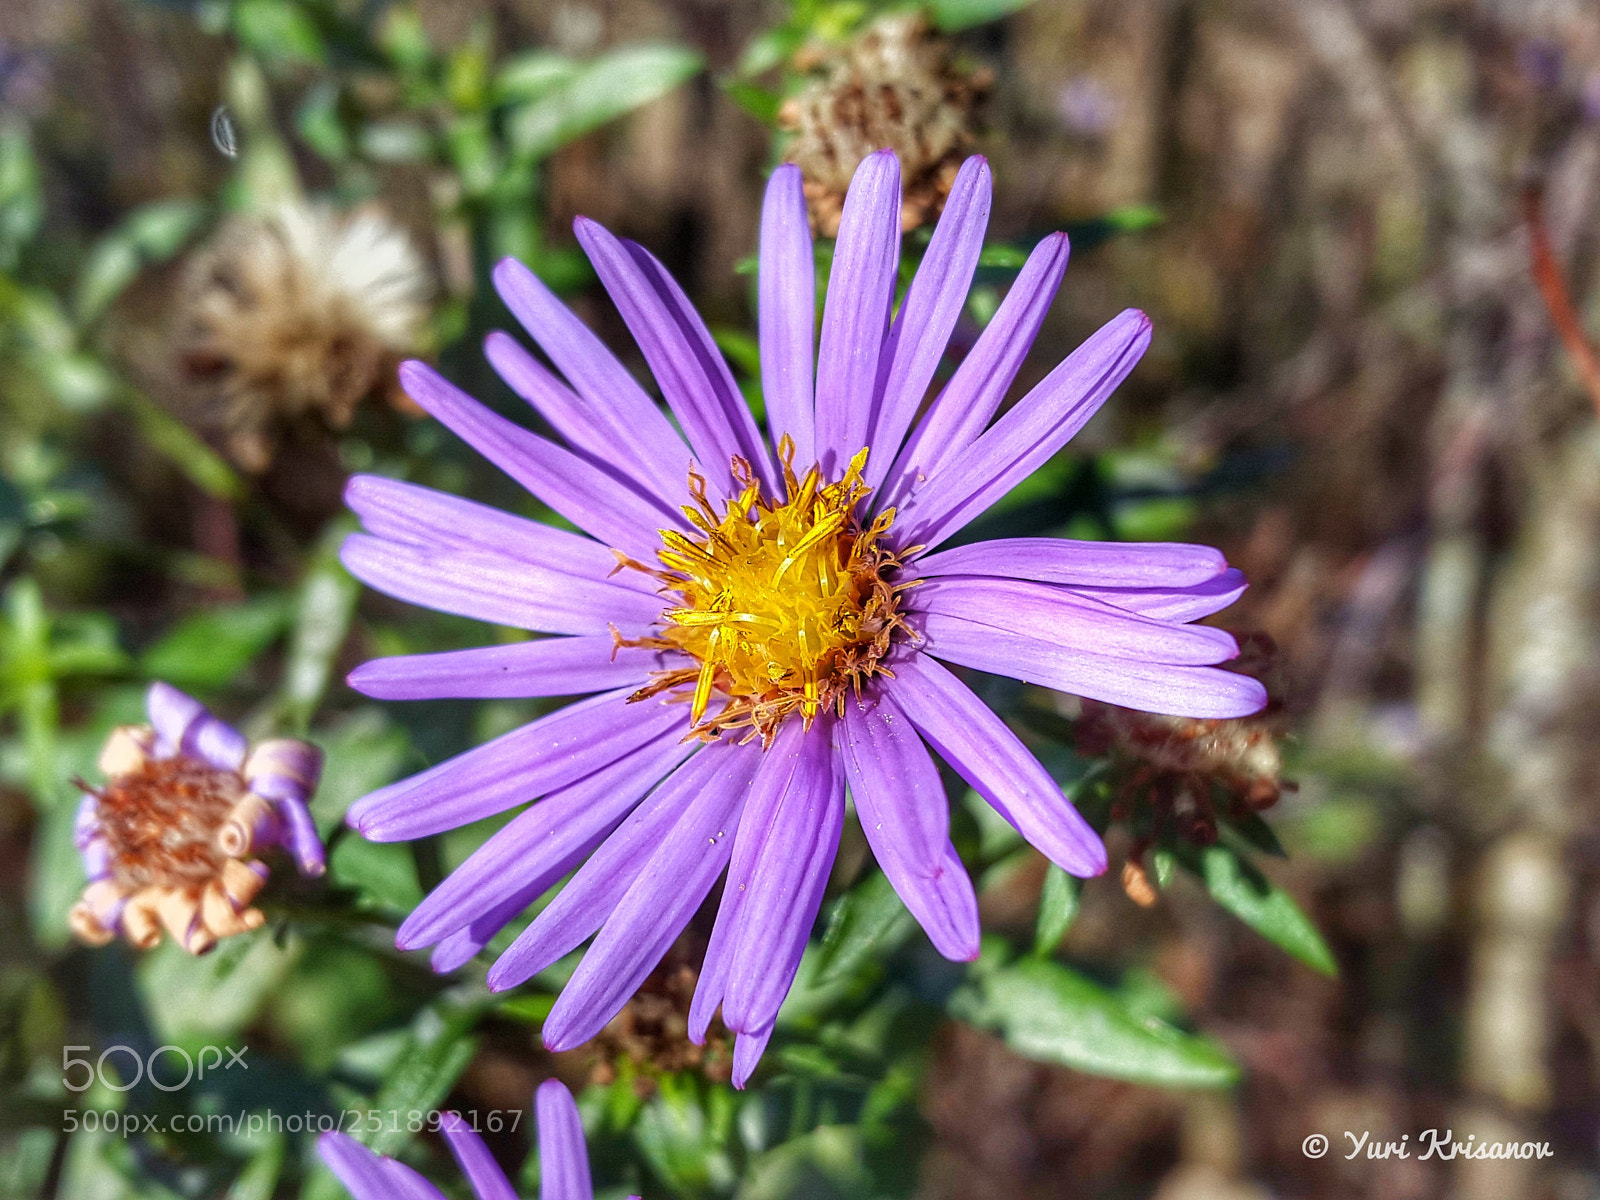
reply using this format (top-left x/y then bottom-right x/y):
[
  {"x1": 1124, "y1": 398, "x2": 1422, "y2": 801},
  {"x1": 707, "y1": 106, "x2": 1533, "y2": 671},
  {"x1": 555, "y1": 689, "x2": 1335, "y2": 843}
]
[
  {"x1": 175, "y1": 202, "x2": 432, "y2": 471},
  {"x1": 70, "y1": 682, "x2": 325, "y2": 954},
  {"x1": 1077, "y1": 698, "x2": 1287, "y2": 852},
  {"x1": 778, "y1": 13, "x2": 990, "y2": 235}
]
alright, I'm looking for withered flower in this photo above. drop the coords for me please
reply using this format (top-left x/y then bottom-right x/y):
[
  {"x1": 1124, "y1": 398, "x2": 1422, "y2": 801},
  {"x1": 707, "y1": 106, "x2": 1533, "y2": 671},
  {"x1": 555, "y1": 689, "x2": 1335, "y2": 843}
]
[
  {"x1": 1077, "y1": 695, "x2": 1286, "y2": 897},
  {"x1": 70, "y1": 682, "x2": 324, "y2": 954},
  {"x1": 175, "y1": 202, "x2": 432, "y2": 472},
  {"x1": 778, "y1": 13, "x2": 990, "y2": 236}
]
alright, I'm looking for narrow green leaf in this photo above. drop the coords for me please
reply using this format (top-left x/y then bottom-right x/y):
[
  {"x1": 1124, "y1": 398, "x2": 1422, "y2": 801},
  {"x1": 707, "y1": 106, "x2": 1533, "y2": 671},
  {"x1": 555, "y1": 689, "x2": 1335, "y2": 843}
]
[
  {"x1": 493, "y1": 51, "x2": 579, "y2": 104},
  {"x1": 366, "y1": 992, "x2": 491, "y2": 1154},
  {"x1": 120, "y1": 388, "x2": 244, "y2": 501},
  {"x1": 279, "y1": 517, "x2": 360, "y2": 734},
  {"x1": 813, "y1": 870, "x2": 917, "y2": 986},
  {"x1": 722, "y1": 80, "x2": 782, "y2": 125},
  {"x1": 927, "y1": 0, "x2": 1039, "y2": 33},
  {"x1": 1032, "y1": 864, "x2": 1080, "y2": 957},
  {"x1": 142, "y1": 596, "x2": 292, "y2": 690},
  {"x1": 951, "y1": 958, "x2": 1239, "y2": 1088},
  {"x1": 233, "y1": 0, "x2": 326, "y2": 66},
  {"x1": 507, "y1": 44, "x2": 704, "y2": 159},
  {"x1": 1192, "y1": 845, "x2": 1337, "y2": 976}
]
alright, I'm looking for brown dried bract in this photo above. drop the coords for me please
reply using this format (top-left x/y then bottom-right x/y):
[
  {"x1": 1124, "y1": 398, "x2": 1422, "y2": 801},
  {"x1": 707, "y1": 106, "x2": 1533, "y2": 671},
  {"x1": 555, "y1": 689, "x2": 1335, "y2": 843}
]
[{"x1": 778, "y1": 13, "x2": 990, "y2": 236}]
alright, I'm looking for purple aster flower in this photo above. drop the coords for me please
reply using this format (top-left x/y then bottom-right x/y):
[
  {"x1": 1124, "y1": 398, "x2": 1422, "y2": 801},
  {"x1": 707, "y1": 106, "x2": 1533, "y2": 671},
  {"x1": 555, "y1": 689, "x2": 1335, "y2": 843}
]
[
  {"x1": 318, "y1": 1079, "x2": 634, "y2": 1200},
  {"x1": 70, "y1": 681, "x2": 325, "y2": 954},
  {"x1": 341, "y1": 150, "x2": 1265, "y2": 1085}
]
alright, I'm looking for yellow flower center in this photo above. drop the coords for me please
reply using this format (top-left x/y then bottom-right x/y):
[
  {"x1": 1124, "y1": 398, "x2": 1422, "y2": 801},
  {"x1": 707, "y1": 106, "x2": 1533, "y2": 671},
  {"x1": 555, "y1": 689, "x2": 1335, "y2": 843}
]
[{"x1": 622, "y1": 443, "x2": 917, "y2": 745}]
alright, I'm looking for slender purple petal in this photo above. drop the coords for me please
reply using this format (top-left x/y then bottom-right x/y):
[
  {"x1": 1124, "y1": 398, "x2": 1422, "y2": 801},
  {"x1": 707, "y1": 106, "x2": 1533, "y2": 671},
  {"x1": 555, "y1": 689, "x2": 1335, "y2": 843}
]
[
  {"x1": 398, "y1": 730, "x2": 696, "y2": 951},
  {"x1": 492, "y1": 257, "x2": 691, "y2": 500},
  {"x1": 318, "y1": 1134, "x2": 447, "y2": 1200},
  {"x1": 889, "y1": 654, "x2": 1106, "y2": 876},
  {"x1": 879, "y1": 232, "x2": 1070, "y2": 509},
  {"x1": 397, "y1": 360, "x2": 682, "y2": 561},
  {"x1": 440, "y1": 1115, "x2": 518, "y2": 1200},
  {"x1": 731, "y1": 1026, "x2": 773, "y2": 1090},
  {"x1": 485, "y1": 330, "x2": 687, "y2": 505},
  {"x1": 909, "y1": 577, "x2": 1240, "y2": 665},
  {"x1": 273, "y1": 795, "x2": 325, "y2": 876},
  {"x1": 864, "y1": 156, "x2": 993, "y2": 487},
  {"x1": 147, "y1": 682, "x2": 204, "y2": 754},
  {"x1": 722, "y1": 721, "x2": 844, "y2": 1036},
  {"x1": 429, "y1": 886, "x2": 541, "y2": 974},
  {"x1": 912, "y1": 536, "x2": 1228, "y2": 587},
  {"x1": 540, "y1": 740, "x2": 763, "y2": 1050},
  {"x1": 485, "y1": 742, "x2": 739, "y2": 990},
  {"x1": 916, "y1": 610, "x2": 1267, "y2": 718},
  {"x1": 341, "y1": 535, "x2": 662, "y2": 638},
  {"x1": 575, "y1": 218, "x2": 776, "y2": 492},
  {"x1": 895, "y1": 309, "x2": 1152, "y2": 549},
  {"x1": 349, "y1": 638, "x2": 674, "y2": 702},
  {"x1": 348, "y1": 690, "x2": 685, "y2": 841},
  {"x1": 1070, "y1": 568, "x2": 1247, "y2": 622},
  {"x1": 344, "y1": 475, "x2": 659, "y2": 596},
  {"x1": 814, "y1": 151, "x2": 901, "y2": 475},
  {"x1": 759, "y1": 165, "x2": 816, "y2": 467},
  {"x1": 836, "y1": 693, "x2": 979, "y2": 961},
  {"x1": 535, "y1": 1080, "x2": 594, "y2": 1200}
]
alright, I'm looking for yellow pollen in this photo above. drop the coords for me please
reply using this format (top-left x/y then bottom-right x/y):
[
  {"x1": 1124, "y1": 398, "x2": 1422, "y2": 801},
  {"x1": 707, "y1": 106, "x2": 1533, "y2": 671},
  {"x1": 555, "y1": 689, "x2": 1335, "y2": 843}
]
[{"x1": 621, "y1": 440, "x2": 919, "y2": 746}]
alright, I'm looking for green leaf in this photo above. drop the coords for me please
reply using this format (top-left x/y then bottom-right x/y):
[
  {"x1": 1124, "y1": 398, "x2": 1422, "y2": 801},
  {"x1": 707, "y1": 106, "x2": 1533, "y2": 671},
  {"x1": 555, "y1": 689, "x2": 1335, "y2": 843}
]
[
  {"x1": 976, "y1": 243, "x2": 1028, "y2": 268},
  {"x1": 233, "y1": 0, "x2": 326, "y2": 66},
  {"x1": 493, "y1": 52, "x2": 579, "y2": 104},
  {"x1": 365, "y1": 991, "x2": 491, "y2": 1155},
  {"x1": 73, "y1": 237, "x2": 141, "y2": 325},
  {"x1": 279, "y1": 517, "x2": 360, "y2": 734},
  {"x1": 927, "y1": 0, "x2": 1039, "y2": 33},
  {"x1": 506, "y1": 44, "x2": 703, "y2": 159},
  {"x1": 328, "y1": 836, "x2": 421, "y2": 913},
  {"x1": 722, "y1": 80, "x2": 782, "y2": 125},
  {"x1": 813, "y1": 869, "x2": 917, "y2": 986},
  {"x1": 120, "y1": 387, "x2": 244, "y2": 501},
  {"x1": 951, "y1": 957, "x2": 1239, "y2": 1088},
  {"x1": 141, "y1": 596, "x2": 292, "y2": 690},
  {"x1": 309, "y1": 708, "x2": 409, "y2": 831},
  {"x1": 1032, "y1": 865, "x2": 1080, "y2": 957},
  {"x1": 1190, "y1": 845, "x2": 1337, "y2": 976},
  {"x1": 122, "y1": 199, "x2": 205, "y2": 259}
]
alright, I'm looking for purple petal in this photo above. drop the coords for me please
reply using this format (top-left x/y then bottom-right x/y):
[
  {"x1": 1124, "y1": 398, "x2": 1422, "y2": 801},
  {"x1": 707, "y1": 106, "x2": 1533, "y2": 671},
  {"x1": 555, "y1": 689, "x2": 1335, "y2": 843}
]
[
  {"x1": 440, "y1": 1114, "x2": 518, "y2": 1200},
  {"x1": 397, "y1": 360, "x2": 681, "y2": 562},
  {"x1": 340, "y1": 534, "x2": 662, "y2": 638},
  {"x1": 540, "y1": 739, "x2": 763, "y2": 1050},
  {"x1": 759, "y1": 165, "x2": 817, "y2": 467},
  {"x1": 1070, "y1": 568, "x2": 1247, "y2": 622},
  {"x1": 889, "y1": 655, "x2": 1106, "y2": 876},
  {"x1": 912, "y1": 536, "x2": 1228, "y2": 587},
  {"x1": 909, "y1": 577, "x2": 1240, "y2": 665},
  {"x1": 731, "y1": 1025, "x2": 773, "y2": 1090},
  {"x1": 485, "y1": 742, "x2": 730, "y2": 990},
  {"x1": 492, "y1": 257, "x2": 691, "y2": 499},
  {"x1": 274, "y1": 795, "x2": 326, "y2": 876},
  {"x1": 344, "y1": 475, "x2": 659, "y2": 596},
  {"x1": 722, "y1": 720, "x2": 844, "y2": 1036},
  {"x1": 865, "y1": 157, "x2": 994, "y2": 489},
  {"x1": 916, "y1": 611, "x2": 1268, "y2": 718},
  {"x1": 814, "y1": 150, "x2": 901, "y2": 475},
  {"x1": 879, "y1": 232, "x2": 1070, "y2": 509},
  {"x1": 535, "y1": 1080, "x2": 594, "y2": 1200},
  {"x1": 575, "y1": 219, "x2": 776, "y2": 492},
  {"x1": 348, "y1": 689, "x2": 686, "y2": 841},
  {"x1": 429, "y1": 886, "x2": 538, "y2": 974},
  {"x1": 894, "y1": 309, "x2": 1151, "y2": 549},
  {"x1": 836, "y1": 693, "x2": 979, "y2": 961},
  {"x1": 148, "y1": 682, "x2": 247, "y2": 771},
  {"x1": 318, "y1": 1134, "x2": 447, "y2": 1200},
  {"x1": 485, "y1": 331, "x2": 686, "y2": 505},
  {"x1": 398, "y1": 730, "x2": 696, "y2": 951},
  {"x1": 349, "y1": 638, "x2": 675, "y2": 702}
]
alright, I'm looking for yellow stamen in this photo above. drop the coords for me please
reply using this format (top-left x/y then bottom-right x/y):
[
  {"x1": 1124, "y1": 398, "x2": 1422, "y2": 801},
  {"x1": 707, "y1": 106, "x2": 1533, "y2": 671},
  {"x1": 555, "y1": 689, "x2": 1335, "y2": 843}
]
[{"x1": 621, "y1": 441, "x2": 917, "y2": 746}]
